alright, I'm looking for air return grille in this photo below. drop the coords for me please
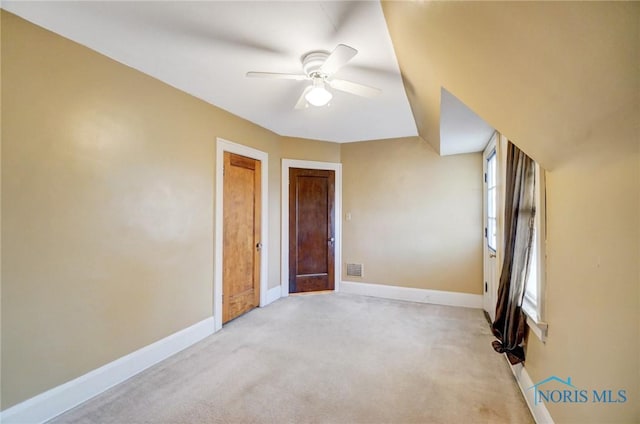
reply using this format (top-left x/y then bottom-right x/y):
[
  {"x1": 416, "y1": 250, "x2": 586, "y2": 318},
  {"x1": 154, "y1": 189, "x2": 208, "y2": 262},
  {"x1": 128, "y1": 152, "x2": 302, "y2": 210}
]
[{"x1": 346, "y1": 263, "x2": 363, "y2": 278}]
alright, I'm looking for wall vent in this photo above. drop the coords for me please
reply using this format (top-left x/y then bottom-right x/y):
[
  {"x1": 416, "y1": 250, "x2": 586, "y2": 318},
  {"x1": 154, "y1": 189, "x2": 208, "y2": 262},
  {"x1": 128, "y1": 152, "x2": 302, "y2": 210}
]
[{"x1": 346, "y1": 263, "x2": 363, "y2": 278}]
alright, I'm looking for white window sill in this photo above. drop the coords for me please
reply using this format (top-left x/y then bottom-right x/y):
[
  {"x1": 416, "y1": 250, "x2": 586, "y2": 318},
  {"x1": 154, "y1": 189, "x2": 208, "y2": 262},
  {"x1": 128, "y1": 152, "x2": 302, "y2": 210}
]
[{"x1": 522, "y1": 301, "x2": 548, "y2": 343}]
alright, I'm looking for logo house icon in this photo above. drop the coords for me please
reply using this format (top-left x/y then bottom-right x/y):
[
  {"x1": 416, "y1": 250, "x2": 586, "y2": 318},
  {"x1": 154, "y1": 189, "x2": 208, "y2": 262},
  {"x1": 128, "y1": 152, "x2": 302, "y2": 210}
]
[{"x1": 527, "y1": 376, "x2": 584, "y2": 405}]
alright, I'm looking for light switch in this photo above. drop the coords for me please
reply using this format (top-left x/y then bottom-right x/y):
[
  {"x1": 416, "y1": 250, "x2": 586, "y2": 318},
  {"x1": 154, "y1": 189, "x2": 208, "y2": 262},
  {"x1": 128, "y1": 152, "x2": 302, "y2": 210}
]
[{"x1": 346, "y1": 212, "x2": 352, "y2": 221}]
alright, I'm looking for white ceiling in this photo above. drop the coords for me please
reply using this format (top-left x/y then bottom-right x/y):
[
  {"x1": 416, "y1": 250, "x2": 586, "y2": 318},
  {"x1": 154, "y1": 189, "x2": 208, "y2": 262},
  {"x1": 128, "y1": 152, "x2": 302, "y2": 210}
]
[
  {"x1": 3, "y1": 1, "x2": 419, "y2": 143},
  {"x1": 440, "y1": 88, "x2": 495, "y2": 156}
]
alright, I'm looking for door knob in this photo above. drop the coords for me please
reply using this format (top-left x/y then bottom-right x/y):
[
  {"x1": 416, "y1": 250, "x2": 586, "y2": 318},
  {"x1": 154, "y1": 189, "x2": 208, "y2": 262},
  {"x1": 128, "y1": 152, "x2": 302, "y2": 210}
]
[
  {"x1": 328, "y1": 237, "x2": 335, "y2": 245},
  {"x1": 256, "y1": 242, "x2": 263, "y2": 251}
]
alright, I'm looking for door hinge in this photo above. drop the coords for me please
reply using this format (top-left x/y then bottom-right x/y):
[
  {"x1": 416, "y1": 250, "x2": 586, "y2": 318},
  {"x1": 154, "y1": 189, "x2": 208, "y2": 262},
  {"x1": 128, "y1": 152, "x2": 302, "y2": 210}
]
[
  {"x1": 484, "y1": 173, "x2": 487, "y2": 183},
  {"x1": 484, "y1": 227, "x2": 487, "y2": 238},
  {"x1": 485, "y1": 282, "x2": 488, "y2": 292}
]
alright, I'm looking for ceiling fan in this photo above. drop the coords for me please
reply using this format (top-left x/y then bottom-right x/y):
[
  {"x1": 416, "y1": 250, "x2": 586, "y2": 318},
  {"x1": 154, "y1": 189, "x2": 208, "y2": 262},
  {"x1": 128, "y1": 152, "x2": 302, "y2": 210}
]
[{"x1": 246, "y1": 44, "x2": 381, "y2": 109}]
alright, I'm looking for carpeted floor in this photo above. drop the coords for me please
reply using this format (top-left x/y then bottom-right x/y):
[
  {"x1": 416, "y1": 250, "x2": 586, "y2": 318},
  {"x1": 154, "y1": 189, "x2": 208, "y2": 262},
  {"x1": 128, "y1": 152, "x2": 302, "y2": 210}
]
[{"x1": 49, "y1": 293, "x2": 533, "y2": 423}]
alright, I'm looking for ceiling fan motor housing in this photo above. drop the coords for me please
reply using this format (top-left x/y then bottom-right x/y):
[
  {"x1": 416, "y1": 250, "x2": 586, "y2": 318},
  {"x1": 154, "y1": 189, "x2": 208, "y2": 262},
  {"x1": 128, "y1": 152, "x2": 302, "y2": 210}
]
[
  {"x1": 302, "y1": 51, "x2": 330, "y2": 78},
  {"x1": 246, "y1": 44, "x2": 379, "y2": 110}
]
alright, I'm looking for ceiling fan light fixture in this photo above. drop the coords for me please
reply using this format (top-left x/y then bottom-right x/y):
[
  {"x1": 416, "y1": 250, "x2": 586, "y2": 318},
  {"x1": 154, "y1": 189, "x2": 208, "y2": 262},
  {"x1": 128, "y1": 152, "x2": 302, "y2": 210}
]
[{"x1": 305, "y1": 78, "x2": 332, "y2": 107}]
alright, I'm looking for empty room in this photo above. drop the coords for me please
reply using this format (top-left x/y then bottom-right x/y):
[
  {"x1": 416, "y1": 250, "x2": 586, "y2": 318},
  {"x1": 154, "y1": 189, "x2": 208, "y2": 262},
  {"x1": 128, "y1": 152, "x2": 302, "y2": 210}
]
[{"x1": 1, "y1": 2, "x2": 638, "y2": 423}]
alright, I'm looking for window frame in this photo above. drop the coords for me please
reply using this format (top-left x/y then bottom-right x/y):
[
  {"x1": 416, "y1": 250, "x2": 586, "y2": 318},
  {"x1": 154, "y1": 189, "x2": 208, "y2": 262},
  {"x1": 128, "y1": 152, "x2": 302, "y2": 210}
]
[
  {"x1": 521, "y1": 163, "x2": 548, "y2": 342},
  {"x1": 485, "y1": 149, "x2": 498, "y2": 253}
]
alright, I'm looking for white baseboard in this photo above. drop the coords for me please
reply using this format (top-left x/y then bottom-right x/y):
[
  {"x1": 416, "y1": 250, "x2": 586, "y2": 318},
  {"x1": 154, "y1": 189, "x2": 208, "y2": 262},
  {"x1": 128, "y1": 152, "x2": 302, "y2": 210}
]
[
  {"x1": 264, "y1": 285, "x2": 281, "y2": 306},
  {"x1": 508, "y1": 361, "x2": 555, "y2": 424},
  {"x1": 340, "y1": 281, "x2": 483, "y2": 309},
  {"x1": 0, "y1": 317, "x2": 215, "y2": 424}
]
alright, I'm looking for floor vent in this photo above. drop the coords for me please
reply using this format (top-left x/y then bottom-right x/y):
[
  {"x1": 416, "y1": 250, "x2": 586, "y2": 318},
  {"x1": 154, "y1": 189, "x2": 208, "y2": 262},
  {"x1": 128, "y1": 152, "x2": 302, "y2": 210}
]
[{"x1": 346, "y1": 263, "x2": 363, "y2": 278}]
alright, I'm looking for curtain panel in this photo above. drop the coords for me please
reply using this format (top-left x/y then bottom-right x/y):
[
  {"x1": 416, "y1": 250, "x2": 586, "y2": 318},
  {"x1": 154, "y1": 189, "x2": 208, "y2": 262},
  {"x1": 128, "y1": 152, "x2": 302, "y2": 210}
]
[{"x1": 491, "y1": 142, "x2": 536, "y2": 364}]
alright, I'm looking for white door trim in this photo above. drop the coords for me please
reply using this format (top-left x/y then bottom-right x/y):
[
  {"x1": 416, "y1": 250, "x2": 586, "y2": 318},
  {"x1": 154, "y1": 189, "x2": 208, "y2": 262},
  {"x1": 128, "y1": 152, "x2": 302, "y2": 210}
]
[
  {"x1": 215, "y1": 138, "x2": 269, "y2": 331},
  {"x1": 483, "y1": 133, "x2": 498, "y2": 320},
  {"x1": 281, "y1": 159, "x2": 342, "y2": 297}
]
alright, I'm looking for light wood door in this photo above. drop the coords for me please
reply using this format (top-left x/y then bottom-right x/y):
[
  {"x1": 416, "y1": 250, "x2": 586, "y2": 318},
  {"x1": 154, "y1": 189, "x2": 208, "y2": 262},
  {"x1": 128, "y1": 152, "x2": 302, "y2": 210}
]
[
  {"x1": 289, "y1": 168, "x2": 335, "y2": 293},
  {"x1": 223, "y1": 152, "x2": 261, "y2": 323}
]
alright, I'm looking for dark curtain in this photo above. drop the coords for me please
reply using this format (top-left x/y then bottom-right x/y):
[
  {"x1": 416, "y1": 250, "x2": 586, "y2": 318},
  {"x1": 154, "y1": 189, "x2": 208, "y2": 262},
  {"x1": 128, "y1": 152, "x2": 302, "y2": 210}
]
[{"x1": 491, "y1": 142, "x2": 536, "y2": 364}]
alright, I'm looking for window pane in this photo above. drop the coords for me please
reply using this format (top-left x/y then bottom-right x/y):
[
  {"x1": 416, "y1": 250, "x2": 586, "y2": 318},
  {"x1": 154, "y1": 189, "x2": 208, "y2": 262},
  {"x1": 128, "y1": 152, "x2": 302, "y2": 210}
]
[
  {"x1": 523, "y1": 162, "x2": 544, "y2": 327},
  {"x1": 488, "y1": 187, "x2": 496, "y2": 218},
  {"x1": 488, "y1": 217, "x2": 497, "y2": 251},
  {"x1": 486, "y1": 151, "x2": 497, "y2": 251},
  {"x1": 526, "y1": 228, "x2": 537, "y2": 301},
  {"x1": 489, "y1": 155, "x2": 497, "y2": 187}
]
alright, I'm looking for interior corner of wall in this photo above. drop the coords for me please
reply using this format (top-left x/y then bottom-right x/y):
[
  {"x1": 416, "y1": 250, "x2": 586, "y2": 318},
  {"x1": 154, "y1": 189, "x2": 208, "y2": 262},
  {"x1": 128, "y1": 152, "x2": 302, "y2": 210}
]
[{"x1": 419, "y1": 135, "x2": 440, "y2": 155}]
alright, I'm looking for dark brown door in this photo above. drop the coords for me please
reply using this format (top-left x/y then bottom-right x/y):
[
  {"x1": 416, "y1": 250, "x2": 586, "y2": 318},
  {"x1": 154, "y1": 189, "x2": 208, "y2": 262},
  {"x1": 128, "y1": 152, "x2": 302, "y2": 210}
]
[
  {"x1": 223, "y1": 152, "x2": 261, "y2": 323},
  {"x1": 289, "y1": 168, "x2": 335, "y2": 293}
]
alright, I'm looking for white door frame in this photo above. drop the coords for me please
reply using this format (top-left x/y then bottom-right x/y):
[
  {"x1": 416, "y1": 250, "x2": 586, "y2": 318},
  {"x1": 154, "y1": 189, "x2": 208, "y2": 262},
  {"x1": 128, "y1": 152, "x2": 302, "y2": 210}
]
[
  {"x1": 214, "y1": 138, "x2": 269, "y2": 331},
  {"x1": 281, "y1": 159, "x2": 342, "y2": 297},
  {"x1": 483, "y1": 133, "x2": 498, "y2": 320}
]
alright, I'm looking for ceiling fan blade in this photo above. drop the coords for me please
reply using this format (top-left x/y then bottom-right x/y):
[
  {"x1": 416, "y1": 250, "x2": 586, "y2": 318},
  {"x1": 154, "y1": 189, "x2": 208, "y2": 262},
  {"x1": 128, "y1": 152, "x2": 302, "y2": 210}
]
[
  {"x1": 246, "y1": 72, "x2": 308, "y2": 81},
  {"x1": 294, "y1": 86, "x2": 312, "y2": 110},
  {"x1": 329, "y1": 79, "x2": 381, "y2": 98},
  {"x1": 320, "y1": 44, "x2": 357, "y2": 76}
]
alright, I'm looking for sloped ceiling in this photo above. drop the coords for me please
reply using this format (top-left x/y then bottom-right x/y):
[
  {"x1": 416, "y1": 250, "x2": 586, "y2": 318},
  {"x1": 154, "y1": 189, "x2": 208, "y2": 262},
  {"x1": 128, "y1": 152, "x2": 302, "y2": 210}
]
[
  {"x1": 3, "y1": 1, "x2": 637, "y2": 162},
  {"x1": 440, "y1": 88, "x2": 495, "y2": 156},
  {"x1": 1, "y1": 1, "x2": 417, "y2": 143},
  {"x1": 382, "y1": 1, "x2": 639, "y2": 169}
]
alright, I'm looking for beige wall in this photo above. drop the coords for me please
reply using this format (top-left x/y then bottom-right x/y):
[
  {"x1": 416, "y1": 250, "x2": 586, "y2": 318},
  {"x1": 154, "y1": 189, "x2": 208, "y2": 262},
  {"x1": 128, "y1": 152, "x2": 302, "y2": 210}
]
[
  {"x1": 382, "y1": 2, "x2": 638, "y2": 170},
  {"x1": 5, "y1": 4, "x2": 638, "y2": 423},
  {"x1": 0, "y1": 9, "x2": 3, "y2": 405},
  {"x1": 341, "y1": 137, "x2": 482, "y2": 294},
  {"x1": 525, "y1": 106, "x2": 639, "y2": 423},
  {"x1": 0, "y1": 11, "x2": 346, "y2": 409},
  {"x1": 384, "y1": 2, "x2": 639, "y2": 422},
  {"x1": 0, "y1": 11, "x2": 289, "y2": 409},
  {"x1": 280, "y1": 136, "x2": 341, "y2": 163}
]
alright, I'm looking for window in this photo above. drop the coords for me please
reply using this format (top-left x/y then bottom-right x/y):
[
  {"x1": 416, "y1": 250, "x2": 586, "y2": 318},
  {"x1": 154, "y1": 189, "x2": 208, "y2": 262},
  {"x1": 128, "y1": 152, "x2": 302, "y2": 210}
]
[
  {"x1": 524, "y1": 228, "x2": 538, "y2": 306},
  {"x1": 486, "y1": 150, "x2": 497, "y2": 251},
  {"x1": 522, "y1": 163, "x2": 548, "y2": 341}
]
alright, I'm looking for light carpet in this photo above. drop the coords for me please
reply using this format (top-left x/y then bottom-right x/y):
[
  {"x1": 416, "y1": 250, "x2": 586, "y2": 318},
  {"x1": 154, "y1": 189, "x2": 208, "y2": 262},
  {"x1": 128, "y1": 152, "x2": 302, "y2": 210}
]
[{"x1": 49, "y1": 292, "x2": 533, "y2": 423}]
